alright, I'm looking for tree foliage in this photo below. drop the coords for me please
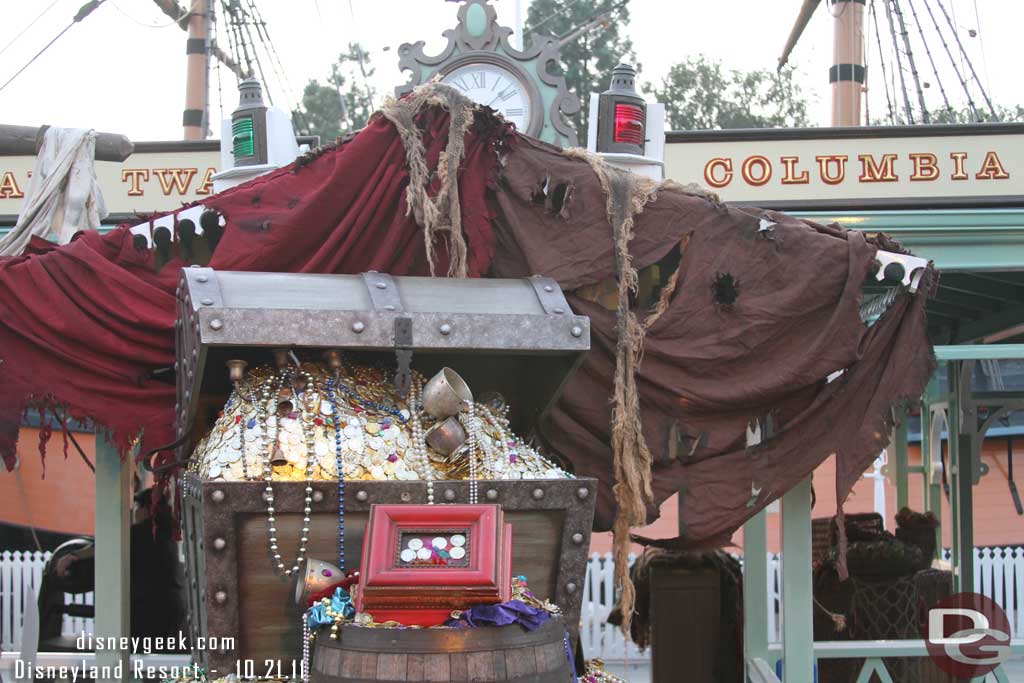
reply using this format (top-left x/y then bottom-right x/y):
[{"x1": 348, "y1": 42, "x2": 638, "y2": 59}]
[
  {"x1": 646, "y1": 55, "x2": 810, "y2": 131},
  {"x1": 919, "y1": 104, "x2": 1024, "y2": 125},
  {"x1": 293, "y1": 43, "x2": 377, "y2": 142},
  {"x1": 523, "y1": 0, "x2": 635, "y2": 141}
]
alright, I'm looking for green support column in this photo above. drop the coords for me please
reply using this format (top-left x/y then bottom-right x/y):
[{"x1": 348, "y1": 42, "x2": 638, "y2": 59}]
[
  {"x1": 94, "y1": 434, "x2": 131, "y2": 680},
  {"x1": 781, "y1": 476, "x2": 814, "y2": 683},
  {"x1": 957, "y1": 428, "x2": 976, "y2": 592},
  {"x1": 947, "y1": 363, "x2": 963, "y2": 591},
  {"x1": 919, "y1": 396, "x2": 930, "y2": 509},
  {"x1": 743, "y1": 509, "x2": 770, "y2": 671},
  {"x1": 894, "y1": 404, "x2": 909, "y2": 512}
]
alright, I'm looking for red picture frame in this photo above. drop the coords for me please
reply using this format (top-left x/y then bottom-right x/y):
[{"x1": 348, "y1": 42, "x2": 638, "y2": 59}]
[{"x1": 356, "y1": 504, "x2": 512, "y2": 625}]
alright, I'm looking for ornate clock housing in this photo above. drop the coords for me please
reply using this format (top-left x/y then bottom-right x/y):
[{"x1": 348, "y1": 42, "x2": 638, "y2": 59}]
[{"x1": 396, "y1": 0, "x2": 579, "y2": 147}]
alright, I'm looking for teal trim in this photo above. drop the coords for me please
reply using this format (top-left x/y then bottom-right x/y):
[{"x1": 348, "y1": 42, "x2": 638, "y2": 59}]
[
  {"x1": 894, "y1": 406, "x2": 909, "y2": 511},
  {"x1": 743, "y1": 510, "x2": 770, "y2": 670},
  {"x1": 792, "y1": 208, "x2": 1024, "y2": 272},
  {"x1": 781, "y1": 477, "x2": 814, "y2": 683},
  {"x1": 934, "y1": 344, "x2": 1024, "y2": 360},
  {"x1": 465, "y1": 3, "x2": 487, "y2": 36}
]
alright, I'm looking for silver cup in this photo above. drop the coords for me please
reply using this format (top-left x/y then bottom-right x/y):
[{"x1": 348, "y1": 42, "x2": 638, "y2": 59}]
[
  {"x1": 422, "y1": 367, "x2": 473, "y2": 419},
  {"x1": 424, "y1": 416, "x2": 468, "y2": 455},
  {"x1": 293, "y1": 557, "x2": 344, "y2": 606}
]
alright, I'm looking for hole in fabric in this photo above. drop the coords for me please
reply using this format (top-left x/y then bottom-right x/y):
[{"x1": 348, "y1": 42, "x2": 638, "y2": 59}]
[
  {"x1": 711, "y1": 272, "x2": 740, "y2": 307},
  {"x1": 287, "y1": 197, "x2": 300, "y2": 209},
  {"x1": 531, "y1": 176, "x2": 549, "y2": 205},
  {"x1": 251, "y1": 194, "x2": 262, "y2": 206},
  {"x1": 548, "y1": 182, "x2": 571, "y2": 216}
]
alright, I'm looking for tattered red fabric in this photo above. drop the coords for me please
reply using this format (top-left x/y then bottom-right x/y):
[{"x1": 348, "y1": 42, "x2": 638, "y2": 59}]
[
  {"x1": 0, "y1": 106, "x2": 505, "y2": 467},
  {"x1": 0, "y1": 101, "x2": 935, "y2": 557}
]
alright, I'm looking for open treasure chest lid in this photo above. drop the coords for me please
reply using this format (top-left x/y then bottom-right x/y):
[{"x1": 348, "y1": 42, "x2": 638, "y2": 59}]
[{"x1": 175, "y1": 268, "x2": 590, "y2": 441}]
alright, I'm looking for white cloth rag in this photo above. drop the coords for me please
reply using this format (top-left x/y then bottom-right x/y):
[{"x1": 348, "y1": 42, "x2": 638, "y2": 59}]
[{"x1": 0, "y1": 127, "x2": 108, "y2": 256}]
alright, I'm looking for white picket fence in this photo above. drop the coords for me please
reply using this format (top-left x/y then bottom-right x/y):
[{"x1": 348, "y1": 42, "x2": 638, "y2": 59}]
[
  {"x1": 1, "y1": 550, "x2": 94, "y2": 650},
  {"x1": 581, "y1": 546, "x2": 1024, "y2": 661},
  {"x1": 2, "y1": 546, "x2": 1021, "y2": 658}
]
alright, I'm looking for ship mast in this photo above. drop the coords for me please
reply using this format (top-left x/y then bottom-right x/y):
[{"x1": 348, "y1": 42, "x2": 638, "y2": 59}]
[
  {"x1": 183, "y1": 0, "x2": 212, "y2": 140},
  {"x1": 779, "y1": 0, "x2": 866, "y2": 127}
]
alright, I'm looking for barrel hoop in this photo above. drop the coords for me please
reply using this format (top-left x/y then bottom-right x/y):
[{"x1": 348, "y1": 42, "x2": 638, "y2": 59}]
[{"x1": 327, "y1": 618, "x2": 563, "y2": 653}]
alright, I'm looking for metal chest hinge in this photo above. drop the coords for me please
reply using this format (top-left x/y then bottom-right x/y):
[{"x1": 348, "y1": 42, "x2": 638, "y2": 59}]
[
  {"x1": 360, "y1": 272, "x2": 411, "y2": 396},
  {"x1": 394, "y1": 317, "x2": 413, "y2": 398}
]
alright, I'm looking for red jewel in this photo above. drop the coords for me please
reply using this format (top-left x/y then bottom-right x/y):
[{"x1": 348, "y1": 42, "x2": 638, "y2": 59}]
[
  {"x1": 314, "y1": 418, "x2": 324, "y2": 426},
  {"x1": 353, "y1": 406, "x2": 364, "y2": 413},
  {"x1": 218, "y1": 410, "x2": 224, "y2": 418},
  {"x1": 235, "y1": 415, "x2": 242, "y2": 424}
]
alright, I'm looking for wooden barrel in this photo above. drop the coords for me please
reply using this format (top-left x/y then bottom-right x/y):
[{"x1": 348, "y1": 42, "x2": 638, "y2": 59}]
[{"x1": 310, "y1": 617, "x2": 572, "y2": 683}]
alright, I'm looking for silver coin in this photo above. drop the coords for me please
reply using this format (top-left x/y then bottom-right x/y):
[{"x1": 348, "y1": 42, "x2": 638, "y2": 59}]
[
  {"x1": 416, "y1": 547, "x2": 432, "y2": 561},
  {"x1": 400, "y1": 549, "x2": 416, "y2": 563},
  {"x1": 449, "y1": 546, "x2": 466, "y2": 560},
  {"x1": 408, "y1": 538, "x2": 423, "y2": 550},
  {"x1": 432, "y1": 537, "x2": 447, "y2": 550},
  {"x1": 450, "y1": 534, "x2": 466, "y2": 547},
  {"x1": 209, "y1": 463, "x2": 222, "y2": 478}
]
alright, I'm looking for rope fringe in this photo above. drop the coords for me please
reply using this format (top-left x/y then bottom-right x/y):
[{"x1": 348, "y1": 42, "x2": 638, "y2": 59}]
[
  {"x1": 566, "y1": 147, "x2": 661, "y2": 636},
  {"x1": 377, "y1": 84, "x2": 479, "y2": 278}
]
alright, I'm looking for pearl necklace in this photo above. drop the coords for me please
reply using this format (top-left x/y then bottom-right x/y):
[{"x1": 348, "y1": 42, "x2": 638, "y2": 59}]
[
  {"x1": 408, "y1": 377, "x2": 434, "y2": 504},
  {"x1": 260, "y1": 369, "x2": 315, "y2": 576},
  {"x1": 326, "y1": 378, "x2": 347, "y2": 570},
  {"x1": 464, "y1": 400, "x2": 479, "y2": 504}
]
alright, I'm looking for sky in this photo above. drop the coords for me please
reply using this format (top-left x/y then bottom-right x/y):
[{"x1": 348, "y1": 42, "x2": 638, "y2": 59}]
[{"x1": 0, "y1": 0, "x2": 1021, "y2": 140}]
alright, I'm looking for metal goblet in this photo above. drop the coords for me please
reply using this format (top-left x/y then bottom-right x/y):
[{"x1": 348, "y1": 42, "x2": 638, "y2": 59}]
[
  {"x1": 424, "y1": 416, "x2": 468, "y2": 456},
  {"x1": 422, "y1": 367, "x2": 473, "y2": 419}
]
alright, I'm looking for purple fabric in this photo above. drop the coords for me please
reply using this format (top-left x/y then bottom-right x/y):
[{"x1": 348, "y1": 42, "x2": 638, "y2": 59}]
[{"x1": 444, "y1": 600, "x2": 551, "y2": 631}]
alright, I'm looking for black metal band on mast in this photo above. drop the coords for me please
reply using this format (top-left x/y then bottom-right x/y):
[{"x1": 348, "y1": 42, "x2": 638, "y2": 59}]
[
  {"x1": 890, "y1": 0, "x2": 929, "y2": 123},
  {"x1": 905, "y1": 0, "x2": 953, "y2": 117},
  {"x1": 935, "y1": 0, "x2": 997, "y2": 119},
  {"x1": 882, "y1": 0, "x2": 915, "y2": 124}
]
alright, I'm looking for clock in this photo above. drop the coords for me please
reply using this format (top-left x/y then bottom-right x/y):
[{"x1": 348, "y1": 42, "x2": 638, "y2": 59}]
[
  {"x1": 396, "y1": 0, "x2": 580, "y2": 147},
  {"x1": 441, "y1": 61, "x2": 535, "y2": 134}
]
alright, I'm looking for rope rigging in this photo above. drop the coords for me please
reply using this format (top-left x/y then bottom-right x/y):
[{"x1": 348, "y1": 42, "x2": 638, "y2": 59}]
[
  {"x1": 881, "y1": 0, "x2": 915, "y2": 124},
  {"x1": 0, "y1": 0, "x2": 108, "y2": 95},
  {"x1": 868, "y1": 0, "x2": 897, "y2": 125},
  {"x1": 905, "y1": 0, "x2": 952, "y2": 118},
  {"x1": 918, "y1": 0, "x2": 981, "y2": 122},
  {"x1": 935, "y1": 0, "x2": 996, "y2": 119},
  {"x1": 889, "y1": 0, "x2": 929, "y2": 123}
]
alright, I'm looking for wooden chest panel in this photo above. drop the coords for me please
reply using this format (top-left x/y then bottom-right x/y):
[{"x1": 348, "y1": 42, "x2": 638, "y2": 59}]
[{"x1": 182, "y1": 476, "x2": 594, "y2": 676}]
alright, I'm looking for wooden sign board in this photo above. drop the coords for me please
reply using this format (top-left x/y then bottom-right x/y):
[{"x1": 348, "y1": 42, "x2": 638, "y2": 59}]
[
  {"x1": 663, "y1": 123, "x2": 1024, "y2": 210},
  {"x1": 0, "y1": 140, "x2": 221, "y2": 223}
]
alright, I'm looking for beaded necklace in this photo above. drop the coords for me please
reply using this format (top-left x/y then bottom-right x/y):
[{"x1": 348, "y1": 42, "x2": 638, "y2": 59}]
[
  {"x1": 325, "y1": 378, "x2": 347, "y2": 571},
  {"x1": 260, "y1": 368, "x2": 316, "y2": 577},
  {"x1": 407, "y1": 377, "x2": 434, "y2": 504}
]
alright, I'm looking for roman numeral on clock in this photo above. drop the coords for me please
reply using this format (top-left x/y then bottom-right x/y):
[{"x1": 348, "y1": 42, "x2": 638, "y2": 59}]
[
  {"x1": 470, "y1": 71, "x2": 486, "y2": 88},
  {"x1": 498, "y1": 88, "x2": 516, "y2": 102},
  {"x1": 505, "y1": 108, "x2": 524, "y2": 117}
]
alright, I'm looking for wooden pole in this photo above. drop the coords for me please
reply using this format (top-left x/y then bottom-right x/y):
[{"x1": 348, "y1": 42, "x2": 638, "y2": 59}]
[
  {"x1": 183, "y1": 0, "x2": 210, "y2": 140},
  {"x1": 830, "y1": 0, "x2": 866, "y2": 126},
  {"x1": 0, "y1": 124, "x2": 133, "y2": 162}
]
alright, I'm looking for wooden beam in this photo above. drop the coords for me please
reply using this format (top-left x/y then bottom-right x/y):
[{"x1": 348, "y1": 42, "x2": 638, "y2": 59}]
[{"x1": 0, "y1": 124, "x2": 133, "y2": 162}]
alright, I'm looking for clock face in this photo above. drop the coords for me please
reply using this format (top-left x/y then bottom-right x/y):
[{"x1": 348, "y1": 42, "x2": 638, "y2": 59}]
[{"x1": 442, "y1": 63, "x2": 533, "y2": 133}]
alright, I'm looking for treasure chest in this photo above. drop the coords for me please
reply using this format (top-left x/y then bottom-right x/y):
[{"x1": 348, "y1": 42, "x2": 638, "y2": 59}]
[{"x1": 175, "y1": 268, "x2": 596, "y2": 676}]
